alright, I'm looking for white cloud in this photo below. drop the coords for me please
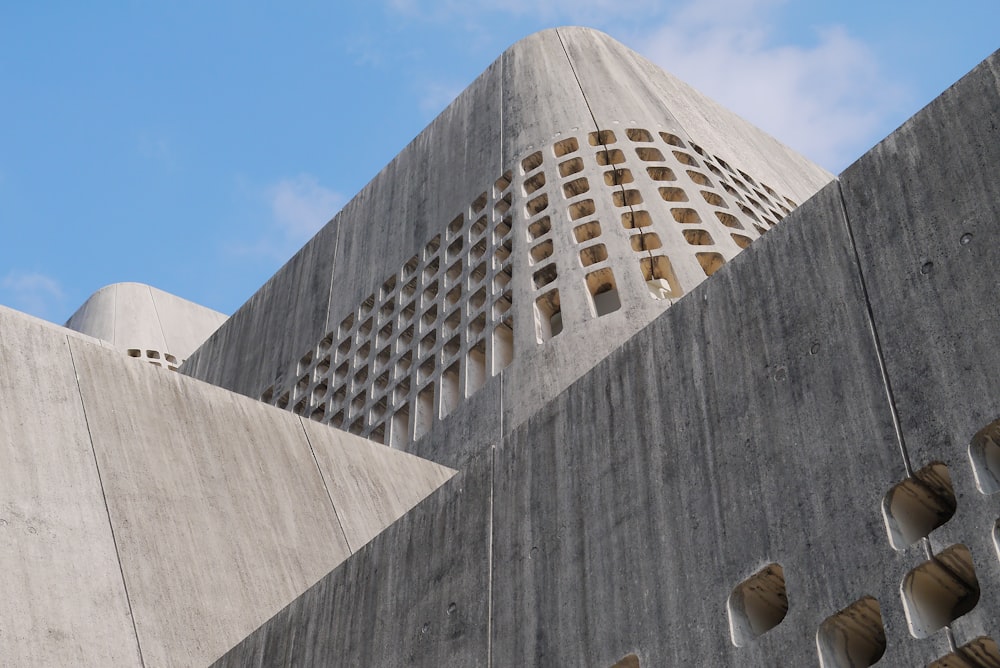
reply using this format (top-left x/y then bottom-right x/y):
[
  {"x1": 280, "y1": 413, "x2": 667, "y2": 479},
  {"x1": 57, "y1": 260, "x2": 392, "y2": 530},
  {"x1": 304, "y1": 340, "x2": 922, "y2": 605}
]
[
  {"x1": 633, "y1": 1, "x2": 905, "y2": 170},
  {"x1": 418, "y1": 81, "x2": 465, "y2": 116},
  {"x1": 1, "y1": 270, "x2": 65, "y2": 321},
  {"x1": 268, "y1": 175, "x2": 344, "y2": 241},
  {"x1": 383, "y1": 0, "x2": 904, "y2": 171},
  {"x1": 226, "y1": 174, "x2": 345, "y2": 262}
]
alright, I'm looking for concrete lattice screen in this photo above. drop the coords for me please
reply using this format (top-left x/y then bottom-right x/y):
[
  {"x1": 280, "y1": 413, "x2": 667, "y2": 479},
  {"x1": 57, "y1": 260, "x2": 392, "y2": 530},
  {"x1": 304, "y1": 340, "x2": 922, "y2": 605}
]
[{"x1": 257, "y1": 127, "x2": 800, "y2": 446}]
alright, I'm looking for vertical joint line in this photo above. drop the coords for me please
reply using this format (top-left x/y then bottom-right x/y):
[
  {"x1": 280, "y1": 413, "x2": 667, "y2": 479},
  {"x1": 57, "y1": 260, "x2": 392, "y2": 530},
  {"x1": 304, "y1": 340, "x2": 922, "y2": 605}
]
[
  {"x1": 299, "y1": 417, "x2": 353, "y2": 552},
  {"x1": 487, "y1": 443, "x2": 496, "y2": 668},
  {"x1": 67, "y1": 340, "x2": 147, "y2": 668},
  {"x1": 836, "y1": 184, "x2": 914, "y2": 477}
]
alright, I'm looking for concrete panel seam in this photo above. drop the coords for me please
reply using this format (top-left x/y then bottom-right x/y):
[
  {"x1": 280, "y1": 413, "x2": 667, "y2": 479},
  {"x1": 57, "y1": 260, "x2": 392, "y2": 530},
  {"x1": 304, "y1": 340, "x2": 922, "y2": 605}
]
[
  {"x1": 66, "y1": 337, "x2": 147, "y2": 668},
  {"x1": 836, "y1": 182, "x2": 914, "y2": 477},
  {"x1": 323, "y1": 217, "x2": 344, "y2": 360},
  {"x1": 555, "y1": 29, "x2": 601, "y2": 142},
  {"x1": 487, "y1": 443, "x2": 496, "y2": 668},
  {"x1": 146, "y1": 283, "x2": 168, "y2": 355},
  {"x1": 298, "y1": 416, "x2": 354, "y2": 552}
]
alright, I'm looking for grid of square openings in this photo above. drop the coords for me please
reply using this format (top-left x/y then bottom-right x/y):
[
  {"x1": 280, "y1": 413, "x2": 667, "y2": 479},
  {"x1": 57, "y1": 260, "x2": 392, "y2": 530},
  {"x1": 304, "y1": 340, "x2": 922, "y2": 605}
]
[
  {"x1": 126, "y1": 348, "x2": 180, "y2": 371},
  {"x1": 260, "y1": 172, "x2": 515, "y2": 447}
]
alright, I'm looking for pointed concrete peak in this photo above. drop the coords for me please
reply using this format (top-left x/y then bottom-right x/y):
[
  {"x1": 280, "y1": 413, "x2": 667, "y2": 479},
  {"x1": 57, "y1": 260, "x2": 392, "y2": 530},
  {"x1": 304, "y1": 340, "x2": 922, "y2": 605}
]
[{"x1": 300, "y1": 417, "x2": 457, "y2": 552}]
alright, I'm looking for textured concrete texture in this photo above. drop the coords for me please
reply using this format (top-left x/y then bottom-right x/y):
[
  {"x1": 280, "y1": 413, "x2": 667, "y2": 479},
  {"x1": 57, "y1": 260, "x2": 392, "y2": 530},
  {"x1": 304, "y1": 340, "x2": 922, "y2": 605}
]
[
  {"x1": 213, "y1": 49, "x2": 1000, "y2": 666},
  {"x1": 841, "y1": 49, "x2": 1000, "y2": 649},
  {"x1": 0, "y1": 305, "x2": 453, "y2": 667},
  {"x1": 181, "y1": 27, "x2": 834, "y2": 467},
  {"x1": 66, "y1": 282, "x2": 228, "y2": 368}
]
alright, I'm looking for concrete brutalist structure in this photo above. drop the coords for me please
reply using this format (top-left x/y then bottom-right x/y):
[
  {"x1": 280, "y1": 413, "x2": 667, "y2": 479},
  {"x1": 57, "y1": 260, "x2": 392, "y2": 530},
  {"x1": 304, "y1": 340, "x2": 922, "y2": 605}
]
[{"x1": 3, "y1": 25, "x2": 1000, "y2": 668}]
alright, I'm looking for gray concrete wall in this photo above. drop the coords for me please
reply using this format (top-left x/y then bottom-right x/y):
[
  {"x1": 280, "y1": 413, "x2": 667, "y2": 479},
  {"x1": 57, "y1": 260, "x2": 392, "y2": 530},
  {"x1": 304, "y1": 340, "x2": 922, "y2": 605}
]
[
  {"x1": 212, "y1": 49, "x2": 1000, "y2": 667},
  {"x1": 180, "y1": 27, "x2": 833, "y2": 469},
  {"x1": 65, "y1": 282, "x2": 228, "y2": 368},
  {"x1": 0, "y1": 305, "x2": 453, "y2": 667}
]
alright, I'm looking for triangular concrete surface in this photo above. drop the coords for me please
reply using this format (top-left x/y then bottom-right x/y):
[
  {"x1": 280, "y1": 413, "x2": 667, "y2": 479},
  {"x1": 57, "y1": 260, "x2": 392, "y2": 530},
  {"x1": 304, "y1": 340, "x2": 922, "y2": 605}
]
[{"x1": 0, "y1": 304, "x2": 454, "y2": 667}]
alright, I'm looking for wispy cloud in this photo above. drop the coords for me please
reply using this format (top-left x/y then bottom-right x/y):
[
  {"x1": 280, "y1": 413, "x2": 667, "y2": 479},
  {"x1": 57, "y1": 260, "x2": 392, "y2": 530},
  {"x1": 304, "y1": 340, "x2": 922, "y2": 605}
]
[
  {"x1": 268, "y1": 175, "x2": 344, "y2": 240},
  {"x1": 637, "y1": 0, "x2": 904, "y2": 170},
  {"x1": 382, "y1": 0, "x2": 904, "y2": 171},
  {"x1": 418, "y1": 81, "x2": 465, "y2": 116},
  {"x1": 228, "y1": 174, "x2": 345, "y2": 261},
  {"x1": 1, "y1": 270, "x2": 65, "y2": 321}
]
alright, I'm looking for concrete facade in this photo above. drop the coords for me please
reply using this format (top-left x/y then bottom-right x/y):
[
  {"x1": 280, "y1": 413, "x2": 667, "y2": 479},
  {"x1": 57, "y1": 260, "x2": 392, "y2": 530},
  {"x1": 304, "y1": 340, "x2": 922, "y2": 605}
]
[
  {"x1": 2, "y1": 24, "x2": 999, "y2": 668},
  {"x1": 0, "y1": 304, "x2": 453, "y2": 667},
  {"x1": 180, "y1": 28, "x2": 833, "y2": 467},
  {"x1": 66, "y1": 282, "x2": 228, "y2": 370},
  {"x1": 211, "y1": 41, "x2": 1000, "y2": 668}
]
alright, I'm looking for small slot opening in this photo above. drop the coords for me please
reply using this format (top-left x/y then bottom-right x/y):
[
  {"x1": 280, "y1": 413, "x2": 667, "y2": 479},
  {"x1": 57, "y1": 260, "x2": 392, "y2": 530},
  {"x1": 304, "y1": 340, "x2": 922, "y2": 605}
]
[
  {"x1": 716, "y1": 212, "x2": 744, "y2": 229},
  {"x1": 659, "y1": 187, "x2": 688, "y2": 202},
  {"x1": 530, "y1": 240, "x2": 554, "y2": 264},
  {"x1": 727, "y1": 563, "x2": 788, "y2": 647},
  {"x1": 816, "y1": 597, "x2": 885, "y2": 668},
  {"x1": 630, "y1": 232, "x2": 661, "y2": 252},
  {"x1": 604, "y1": 168, "x2": 633, "y2": 186},
  {"x1": 440, "y1": 362, "x2": 460, "y2": 417},
  {"x1": 621, "y1": 210, "x2": 652, "y2": 229},
  {"x1": 697, "y1": 252, "x2": 726, "y2": 276},
  {"x1": 671, "y1": 208, "x2": 701, "y2": 224},
  {"x1": 636, "y1": 147, "x2": 665, "y2": 162},
  {"x1": 559, "y1": 157, "x2": 584, "y2": 177},
  {"x1": 659, "y1": 131, "x2": 685, "y2": 147},
  {"x1": 528, "y1": 216, "x2": 551, "y2": 241},
  {"x1": 526, "y1": 193, "x2": 549, "y2": 216},
  {"x1": 701, "y1": 190, "x2": 727, "y2": 207},
  {"x1": 672, "y1": 151, "x2": 698, "y2": 166},
  {"x1": 882, "y1": 462, "x2": 957, "y2": 550},
  {"x1": 732, "y1": 234, "x2": 753, "y2": 249},
  {"x1": 563, "y1": 177, "x2": 590, "y2": 199},
  {"x1": 402, "y1": 254, "x2": 419, "y2": 277},
  {"x1": 928, "y1": 636, "x2": 1000, "y2": 668},
  {"x1": 524, "y1": 171, "x2": 546, "y2": 195},
  {"x1": 573, "y1": 221, "x2": 602, "y2": 243},
  {"x1": 390, "y1": 406, "x2": 411, "y2": 447},
  {"x1": 640, "y1": 256, "x2": 682, "y2": 300},
  {"x1": 588, "y1": 129, "x2": 616, "y2": 146},
  {"x1": 414, "y1": 384, "x2": 434, "y2": 438},
  {"x1": 901, "y1": 544, "x2": 979, "y2": 639},
  {"x1": 647, "y1": 166, "x2": 676, "y2": 181},
  {"x1": 521, "y1": 151, "x2": 543, "y2": 173},
  {"x1": 612, "y1": 189, "x2": 642, "y2": 206},
  {"x1": 970, "y1": 420, "x2": 1000, "y2": 494},
  {"x1": 684, "y1": 229, "x2": 715, "y2": 246},
  {"x1": 495, "y1": 170, "x2": 512, "y2": 193},
  {"x1": 471, "y1": 192, "x2": 488, "y2": 214},
  {"x1": 626, "y1": 128, "x2": 653, "y2": 142},
  {"x1": 596, "y1": 149, "x2": 625, "y2": 166},
  {"x1": 568, "y1": 199, "x2": 596, "y2": 221},
  {"x1": 534, "y1": 289, "x2": 562, "y2": 341},
  {"x1": 493, "y1": 321, "x2": 514, "y2": 373},
  {"x1": 580, "y1": 244, "x2": 608, "y2": 267},
  {"x1": 467, "y1": 340, "x2": 487, "y2": 397},
  {"x1": 533, "y1": 264, "x2": 558, "y2": 289},
  {"x1": 553, "y1": 137, "x2": 579, "y2": 157},
  {"x1": 586, "y1": 268, "x2": 621, "y2": 316}
]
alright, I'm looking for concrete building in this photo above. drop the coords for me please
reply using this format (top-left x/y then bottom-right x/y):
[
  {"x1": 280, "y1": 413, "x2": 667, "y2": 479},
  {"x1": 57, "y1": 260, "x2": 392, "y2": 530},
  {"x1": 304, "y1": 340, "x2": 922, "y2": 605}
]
[{"x1": 2, "y1": 26, "x2": 1000, "y2": 667}]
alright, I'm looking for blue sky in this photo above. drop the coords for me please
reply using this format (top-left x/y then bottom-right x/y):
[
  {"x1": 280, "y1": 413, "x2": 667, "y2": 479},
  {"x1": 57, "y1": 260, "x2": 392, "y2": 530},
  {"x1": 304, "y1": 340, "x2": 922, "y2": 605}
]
[{"x1": 1, "y1": 1, "x2": 997, "y2": 323}]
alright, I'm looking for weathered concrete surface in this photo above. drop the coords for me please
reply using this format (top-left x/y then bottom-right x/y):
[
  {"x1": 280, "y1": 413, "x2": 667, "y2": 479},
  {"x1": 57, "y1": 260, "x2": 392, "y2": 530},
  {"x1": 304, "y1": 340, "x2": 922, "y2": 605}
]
[
  {"x1": 65, "y1": 282, "x2": 228, "y2": 362},
  {"x1": 1, "y1": 303, "x2": 454, "y2": 667},
  {"x1": 492, "y1": 181, "x2": 937, "y2": 666},
  {"x1": 302, "y1": 417, "x2": 455, "y2": 551},
  {"x1": 841, "y1": 49, "x2": 1000, "y2": 647},
  {"x1": 180, "y1": 27, "x2": 833, "y2": 468},
  {"x1": 213, "y1": 451, "x2": 492, "y2": 667},
  {"x1": 0, "y1": 307, "x2": 141, "y2": 667}
]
